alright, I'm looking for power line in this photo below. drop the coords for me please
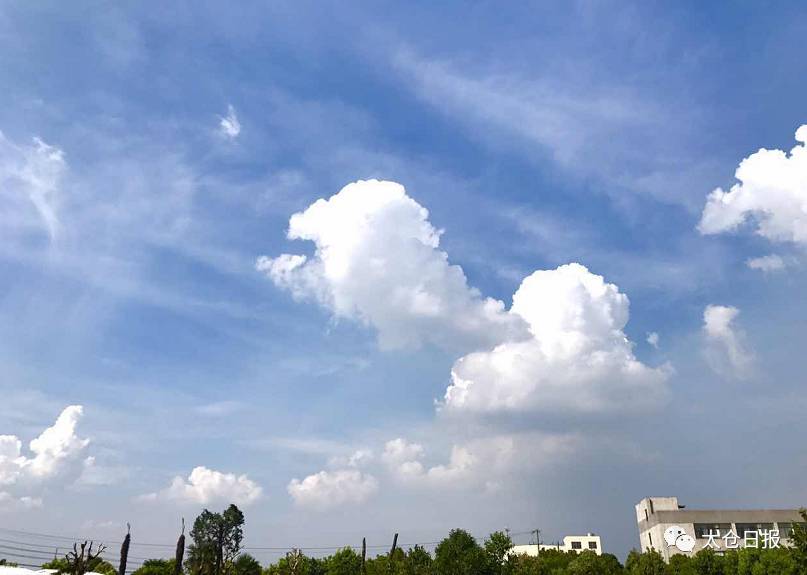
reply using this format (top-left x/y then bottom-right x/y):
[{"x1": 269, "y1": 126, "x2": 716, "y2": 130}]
[
  {"x1": 0, "y1": 538, "x2": 152, "y2": 562},
  {"x1": 0, "y1": 526, "x2": 441, "y2": 554},
  {"x1": 0, "y1": 523, "x2": 534, "y2": 558},
  {"x1": 0, "y1": 528, "x2": 173, "y2": 549}
]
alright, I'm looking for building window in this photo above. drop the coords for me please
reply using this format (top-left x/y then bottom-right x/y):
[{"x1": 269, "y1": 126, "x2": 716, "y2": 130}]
[
  {"x1": 588, "y1": 541, "x2": 597, "y2": 549},
  {"x1": 648, "y1": 533, "x2": 653, "y2": 546},
  {"x1": 736, "y1": 523, "x2": 774, "y2": 538},
  {"x1": 695, "y1": 523, "x2": 732, "y2": 538},
  {"x1": 645, "y1": 509, "x2": 649, "y2": 521},
  {"x1": 571, "y1": 541, "x2": 582, "y2": 550}
]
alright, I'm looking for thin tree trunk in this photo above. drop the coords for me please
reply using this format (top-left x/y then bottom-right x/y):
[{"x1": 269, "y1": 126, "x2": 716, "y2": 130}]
[
  {"x1": 118, "y1": 524, "x2": 131, "y2": 575},
  {"x1": 215, "y1": 527, "x2": 223, "y2": 575},
  {"x1": 361, "y1": 538, "x2": 366, "y2": 575},
  {"x1": 174, "y1": 519, "x2": 186, "y2": 575}
]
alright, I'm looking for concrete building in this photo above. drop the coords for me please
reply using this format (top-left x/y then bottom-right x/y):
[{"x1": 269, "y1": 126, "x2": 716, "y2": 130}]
[
  {"x1": 510, "y1": 534, "x2": 603, "y2": 556},
  {"x1": 636, "y1": 496, "x2": 804, "y2": 562}
]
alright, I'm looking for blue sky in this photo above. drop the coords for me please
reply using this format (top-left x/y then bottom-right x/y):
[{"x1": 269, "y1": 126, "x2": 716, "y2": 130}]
[{"x1": 1, "y1": 0, "x2": 806, "y2": 562}]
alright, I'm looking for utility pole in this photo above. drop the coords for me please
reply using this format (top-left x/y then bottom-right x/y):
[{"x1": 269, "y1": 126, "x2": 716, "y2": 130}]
[{"x1": 533, "y1": 529, "x2": 541, "y2": 553}]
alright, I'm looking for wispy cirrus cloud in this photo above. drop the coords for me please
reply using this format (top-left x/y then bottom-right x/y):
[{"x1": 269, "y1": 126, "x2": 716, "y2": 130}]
[
  {"x1": 0, "y1": 131, "x2": 65, "y2": 240},
  {"x1": 391, "y1": 48, "x2": 716, "y2": 209}
]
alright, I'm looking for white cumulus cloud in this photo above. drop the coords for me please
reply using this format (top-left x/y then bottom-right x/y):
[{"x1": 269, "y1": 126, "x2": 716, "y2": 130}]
[
  {"x1": 0, "y1": 405, "x2": 89, "y2": 508},
  {"x1": 287, "y1": 469, "x2": 378, "y2": 510},
  {"x1": 142, "y1": 466, "x2": 262, "y2": 506},
  {"x1": 260, "y1": 182, "x2": 669, "y2": 419},
  {"x1": 256, "y1": 179, "x2": 527, "y2": 351},
  {"x1": 699, "y1": 124, "x2": 807, "y2": 244},
  {"x1": 382, "y1": 438, "x2": 426, "y2": 480},
  {"x1": 0, "y1": 131, "x2": 66, "y2": 239},
  {"x1": 382, "y1": 436, "x2": 541, "y2": 489},
  {"x1": 327, "y1": 448, "x2": 373, "y2": 469},
  {"x1": 442, "y1": 263, "x2": 670, "y2": 415},
  {"x1": 646, "y1": 332, "x2": 660, "y2": 349},
  {"x1": 219, "y1": 104, "x2": 241, "y2": 140},
  {"x1": 703, "y1": 305, "x2": 753, "y2": 378}
]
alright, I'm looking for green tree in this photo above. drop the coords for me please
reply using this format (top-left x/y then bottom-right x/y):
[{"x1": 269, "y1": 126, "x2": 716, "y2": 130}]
[
  {"x1": 365, "y1": 548, "x2": 409, "y2": 575},
  {"x1": 664, "y1": 554, "x2": 696, "y2": 575},
  {"x1": 565, "y1": 551, "x2": 623, "y2": 575},
  {"x1": 324, "y1": 548, "x2": 362, "y2": 575},
  {"x1": 483, "y1": 532, "x2": 513, "y2": 574},
  {"x1": 406, "y1": 546, "x2": 434, "y2": 575},
  {"x1": 85, "y1": 559, "x2": 116, "y2": 575},
  {"x1": 541, "y1": 548, "x2": 576, "y2": 574},
  {"x1": 132, "y1": 559, "x2": 176, "y2": 575},
  {"x1": 42, "y1": 558, "x2": 72, "y2": 573},
  {"x1": 263, "y1": 550, "x2": 325, "y2": 575},
  {"x1": 434, "y1": 529, "x2": 490, "y2": 575},
  {"x1": 187, "y1": 504, "x2": 246, "y2": 575},
  {"x1": 624, "y1": 550, "x2": 665, "y2": 575},
  {"x1": 598, "y1": 554, "x2": 624, "y2": 575},
  {"x1": 749, "y1": 547, "x2": 796, "y2": 575},
  {"x1": 690, "y1": 548, "x2": 723, "y2": 575},
  {"x1": 790, "y1": 509, "x2": 807, "y2": 573},
  {"x1": 503, "y1": 554, "x2": 537, "y2": 575},
  {"x1": 42, "y1": 550, "x2": 115, "y2": 575},
  {"x1": 234, "y1": 555, "x2": 262, "y2": 575}
]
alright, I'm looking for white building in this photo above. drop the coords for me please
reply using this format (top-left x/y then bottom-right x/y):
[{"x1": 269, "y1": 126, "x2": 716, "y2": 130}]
[
  {"x1": 510, "y1": 534, "x2": 603, "y2": 556},
  {"x1": 636, "y1": 496, "x2": 804, "y2": 562}
]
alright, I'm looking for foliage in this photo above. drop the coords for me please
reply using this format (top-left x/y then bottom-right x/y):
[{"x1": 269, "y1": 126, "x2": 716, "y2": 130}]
[
  {"x1": 262, "y1": 550, "x2": 325, "y2": 575},
  {"x1": 321, "y1": 548, "x2": 362, "y2": 575},
  {"x1": 407, "y1": 545, "x2": 435, "y2": 575},
  {"x1": 624, "y1": 549, "x2": 664, "y2": 575},
  {"x1": 565, "y1": 551, "x2": 623, "y2": 575},
  {"x1": 689, "y1": 548, "x2": 722, "y2": 575},
  {"x1": 433, "y1": 529, "x2": 490, "y2": 575},
  {"x1": 187, "y1": 505, "x2": 245, "y2": 575},
  {"x1": 132, "y1": 559, "x2": 176, "y2": 575},
  {"x1": 664, "y1": 555, "x2": 696, "y2": 575},
  {"x1": 234, "y1": 555, "x2": 263, "y2": 575},
  {"x1": 483, "y1": 532, "x2": 512, "y2": 573},
  {"x1": 42, "y1": 550, "x2": 115, "y2": 575},
  {"x1": 197, "y1": 510, "x2": 807, "y2": 575},
  {"x1": 364, "y1": 546, "x2": 430, "y2": 575},
  {"x1": 253, "y1": 542, "x2": 807, "y2": 575},
  {"x1": 790, "y1": 508, "x2": 807, "y2": 573}
]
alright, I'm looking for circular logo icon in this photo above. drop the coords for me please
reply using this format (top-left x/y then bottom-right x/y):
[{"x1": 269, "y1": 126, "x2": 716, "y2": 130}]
[
  {"x1": 664, "y1": 526, "x2": 686, "y2": 547},
  {"x1": 663, "y1": 526, "x2": 695, "y2": 552}
]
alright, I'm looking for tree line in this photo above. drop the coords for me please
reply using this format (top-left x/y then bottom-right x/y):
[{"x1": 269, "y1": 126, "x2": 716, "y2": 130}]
[{"x1": 5, "y1": 506, "x2": 807, "y2": 575}]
